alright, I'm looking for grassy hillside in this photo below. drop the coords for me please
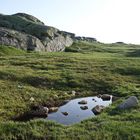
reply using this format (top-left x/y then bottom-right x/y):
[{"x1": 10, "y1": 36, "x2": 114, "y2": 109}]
[
  {"x1": 0, "y1": 42, "x2": 140, "y2": 139},
  {"x1": 0, "y1": 45, "x2": 26, "y2": 56}
]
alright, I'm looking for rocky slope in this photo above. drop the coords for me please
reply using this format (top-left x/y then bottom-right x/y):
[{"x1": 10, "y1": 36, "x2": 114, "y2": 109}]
[
  {"x1": 0, "y1": 13, "x2": 73, "y2": 52},
  {"x1": 0, "y1": 13, "x2": 97, "y2": 52}
]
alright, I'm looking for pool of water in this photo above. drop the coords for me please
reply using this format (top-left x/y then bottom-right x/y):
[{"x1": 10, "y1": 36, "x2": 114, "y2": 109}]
[{"x1": 47, "y1": 96, "x2": 112, "y2": 125}]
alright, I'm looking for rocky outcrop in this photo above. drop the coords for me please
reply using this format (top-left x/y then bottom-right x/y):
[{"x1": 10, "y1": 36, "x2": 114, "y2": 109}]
[
  {"x1": 0, "y1": 13, "x2": 98, "y2": 52},
  {"x1": 0, "y1": 27, "x2": 45, "y2": 51},
  {"x1": 46, "y1": 35, "x2": 73, "y2": 52},
  {"x1": 75, "y1": 36, "x2": 97, "y2": 42},
  {"x1": 13, "y1": 13, "x2": 45, "y2": 25},
  {"x1": 118, "y1": 96, "x2": 139, "y2": 110},
  {"x1": 0, "y1": 13, "x2": 73, "y2": 52},
  {"x1": 78, "y1": 100, "x2": 87, "y2": 104}
]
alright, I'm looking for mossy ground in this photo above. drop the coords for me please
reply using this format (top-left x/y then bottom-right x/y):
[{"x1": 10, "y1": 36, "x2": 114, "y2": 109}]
[{"x1": 0, "y1": 42, "x2": 140, "y2": 140}]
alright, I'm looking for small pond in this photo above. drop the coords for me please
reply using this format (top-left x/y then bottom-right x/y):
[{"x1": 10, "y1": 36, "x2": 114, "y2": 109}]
[{"x1": 47, "y1": 96, "x2": 112, "y2": 125}]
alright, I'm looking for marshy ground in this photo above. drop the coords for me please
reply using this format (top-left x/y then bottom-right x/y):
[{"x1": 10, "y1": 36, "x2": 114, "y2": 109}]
[{"x1": 0, "y1": 41, "x2": 140, "y2": 139}]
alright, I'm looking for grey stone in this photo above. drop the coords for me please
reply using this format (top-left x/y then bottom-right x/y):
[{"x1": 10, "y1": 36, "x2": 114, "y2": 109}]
[
  {"x1": 75, "y1": 36, "x2": 97, "y2": 42},
  {"x1": 97, "y1": 94, "x2": 102, "y2": 98},
  {"x1": 62, "y1": 112, "x2": 68, "y2": 116},
  {"x1": 46, "y1": 35, "x2": 73, "y2": 52},
  {"x1": 78, "y1": 100, "x2": 87, "y2": 104},
  {"x1": 92, "y1": 105, "x2": 105, "y2": 115},
  {"x1": 49, "y1": 107, "x2": 59, "y2": 113},
  {"x1": 0, "y1": 27, "x2": 45, "y2": 51},
  {"x1": 101, "y1": 94, "x2": 111, "y2": 101},
  {"x1": 118, "y1": 96, "x2": 139, "y2": 110},
  {"x1": 71, "y1": 90, "x2": 76, "y2": 96},
  {"x1": 80, "y1": 106, "x2": 88, "y2": 110}
]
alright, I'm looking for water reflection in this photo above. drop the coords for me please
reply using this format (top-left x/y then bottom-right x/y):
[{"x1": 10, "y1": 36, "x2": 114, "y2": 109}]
[{"x1": 47, "y1": 96, "x2": 112, "y2": 125}]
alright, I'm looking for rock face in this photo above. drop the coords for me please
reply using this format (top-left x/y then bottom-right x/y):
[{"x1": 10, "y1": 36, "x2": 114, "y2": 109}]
[
  {"x1": 118, "y1": 96, "x2": 139, "y2": 110},
  {"x1": 46, "y1": 35, "x2": 73, "y2": 52},
  {"x1": 0, "y1": 13, "x2": 73, "y2": 52},
  {"x1": 0, "y1": 27, "x2": 45, "y2": 51}
]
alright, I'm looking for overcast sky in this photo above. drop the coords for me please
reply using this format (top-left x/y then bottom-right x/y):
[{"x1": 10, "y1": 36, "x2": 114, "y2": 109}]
[{"x1": 1, "y1": 0, "x2": 140, "y2": 44}]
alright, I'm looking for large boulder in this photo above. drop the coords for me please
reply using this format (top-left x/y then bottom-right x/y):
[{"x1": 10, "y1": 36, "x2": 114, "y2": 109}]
[{"x1": 118, "y1": 96, "x2": 139, "y2": 110}]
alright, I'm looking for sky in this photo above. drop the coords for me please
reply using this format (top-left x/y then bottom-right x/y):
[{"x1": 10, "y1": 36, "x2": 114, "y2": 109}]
[{"x1": 0, "y1": 0, "x2": 140, "y2": 44}]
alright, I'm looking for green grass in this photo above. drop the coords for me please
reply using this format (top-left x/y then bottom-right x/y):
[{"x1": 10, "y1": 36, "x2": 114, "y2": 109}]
[
  {"x1": 0, "y1": 45, "x2": 26, "y2": 56},
  {"x1": 0, "y1": 42, "x2": 140, "y2": 139}
]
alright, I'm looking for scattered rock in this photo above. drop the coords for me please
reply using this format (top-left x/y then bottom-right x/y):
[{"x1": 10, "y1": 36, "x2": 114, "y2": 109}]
[
  {"x1": 62, "y1": 112, "x2": 68, "y2": 116},
  {"x1": 101, "y1": 94, "x2": 111, "y2": 101},
  {"x1": 92, "y1": 98, "x2": 97, "y2": 102},
  {"x1": 92, "y1": 105, "x2": 105, "y2": 115},
  {"x1": 71, "y1": 90, "x2": 76, "y2": 96},
  {"x1": 29, "y1": 105, "x2": 49, "y2": 117},
  {"x1": 30, "y1": 97, "x2": 35, "y2": 102},
  {"x1": 78, "y1": 100, "x2": 87, "y2": 104},
  {"x1": 17, "y1": 85, "x2": 23, "y2": 89},
  {"x1": 80, "y1": 106, "x2": 88, "y2": 110},
  {"x1": 53, "y1": 95, "x2": 58, "y2": 99},
  {"x1": 117, "y1": 96, "x2": 139, "y2": 110},
  {"x1": 64, "y1": 92, "x2": 68, "y2": 95},
  {"x1": 49, "y1": 107, "x2": 59, "y2": 113},
  {"x1": 97, "y1": 94, "x2": 102, "y2": 98}
]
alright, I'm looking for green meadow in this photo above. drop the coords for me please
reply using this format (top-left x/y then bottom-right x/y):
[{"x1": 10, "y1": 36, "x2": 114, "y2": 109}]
[{"x1": 0, "y1": 41, "x2": 140, "y2": 140}]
